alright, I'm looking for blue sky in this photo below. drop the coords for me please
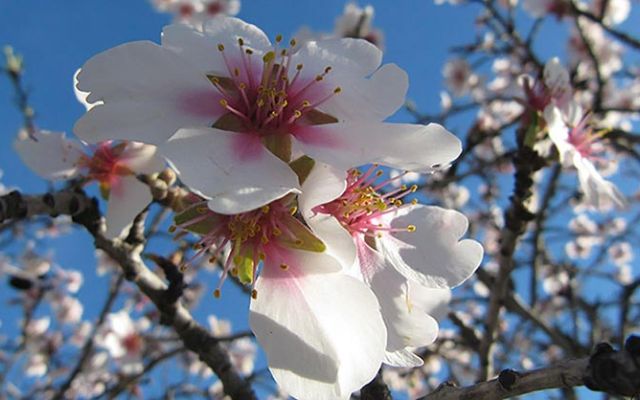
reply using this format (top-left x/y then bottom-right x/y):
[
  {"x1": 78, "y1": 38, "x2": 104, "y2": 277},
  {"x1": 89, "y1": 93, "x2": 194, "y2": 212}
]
[{"x1": 0, "y1": 0, "x2": 624, "y2": 398}]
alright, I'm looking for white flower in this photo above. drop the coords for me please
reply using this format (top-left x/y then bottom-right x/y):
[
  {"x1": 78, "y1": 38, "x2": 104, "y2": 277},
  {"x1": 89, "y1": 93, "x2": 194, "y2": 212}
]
[
  {"x1": 334, "y1": 3, "x2": 384, "y2": 48},
  {"x1": 544, "y1": 105, "x2": 626, "y2": 211},
  {"x1": 443, "y1": 59, "x2": 479, "y2": 97},
  {"x1": 172, "y1": 193, "x2": 387, "y2": 399},
  {"x1": 97, "y1": 311, "x2": 145, "y2": 375},
  {"x1": 73, "y1": 17, "x2": 461, "y2": 214},
  {"x1": 14, "y1": 130, "x2": 165, "y2": 238},
  {"x1": 299, "y1": 162, "x2": 482, "y2": 366},
  {"x1": 152, "y1": 0, "x2": 240, "y2": 29}
]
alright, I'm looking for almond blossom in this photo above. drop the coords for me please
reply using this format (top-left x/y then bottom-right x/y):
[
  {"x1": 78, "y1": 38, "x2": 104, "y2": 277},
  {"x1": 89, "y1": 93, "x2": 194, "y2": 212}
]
[
  {"x1": 73, "y1": 17, "x2": 462, "y2": 214},
  {"x1": 96, "y1": 311, "x2": 147, "y2": 375},
  {"x1": 151, "y1": 0, "x2": 240, "y2": 29},
  {"x1": 14, "y1": 130, "x2": 165, "y2": 238},
  {"x1": 544, "y1": 105, "x2": 626, "y2": 210},
  {"x1": 299, "y1": 162, "x2": 483, "y2": 366},
  {"x1": 171, "y1": 192, "x2": 386, "y2": 399}
]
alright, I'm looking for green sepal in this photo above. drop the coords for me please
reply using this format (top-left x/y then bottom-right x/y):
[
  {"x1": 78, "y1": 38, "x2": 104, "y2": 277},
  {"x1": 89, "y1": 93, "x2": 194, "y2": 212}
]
[
  {"x1": 524, "y1": 112, "x2": 539, "y2": 148},
  {"x1": 233, "y1": 250, "x2": 255, "y2": 285},
  {"x1": 289, "y1": 156, "x2": 316, "y2": 185},
  {"x1": 279, "y1": 215, "x2": 326, "y2": 252}
]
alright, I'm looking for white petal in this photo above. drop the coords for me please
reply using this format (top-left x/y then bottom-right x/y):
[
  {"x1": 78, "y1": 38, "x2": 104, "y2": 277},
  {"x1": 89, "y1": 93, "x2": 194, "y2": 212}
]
[
  {"x1": 379, "y1": 205, "x2": 483, "y2": 289},
  {"x1": 574, "y1": 154, "x2": 627, "y2": 210},
  {"x1": 305, "y1": 214, "x2": 357, "y2": 272},
  {"x1": 295, "y1": 122, "x2": 461, "y2": 172},
  {"x1": 162, "y1": 18, "x2": 271, "y2": 75},
  {"x1": 363, "y1": 246, "x2": 440, "y2": 351},
  {"x1": 74, "y1": 41, "x2": 222, "y2": 145},
  {"x1": 250, "y1": 261, "x2": 386, "y2": 400},
  {"x1": 162, "y1": 128, "x2": 300, "y2": 214},
  {"x1": 299, "y1": 161, "x2": 347, "y2": 213},
  {"x1": 73, "y1": 69, "x2": 99, "y2": 111},
  {"x1": 293, "y1": 38, "x2": 382, "y2": 79},
  {"x1": 119, "y1": 142, "x2": 166, "y2": 175},
  {"x1": 384, "y1": 349, "x2": 423, "y2": 368},
  {"x1": 14, "y1": 130, "x2": 83, "y2": 180},
  {"x1": 321, "y1": 63, "x2": 409, "y2": 122},
  {"x1": 104, "y1": 176, "x2": 151, "y2": 239}
]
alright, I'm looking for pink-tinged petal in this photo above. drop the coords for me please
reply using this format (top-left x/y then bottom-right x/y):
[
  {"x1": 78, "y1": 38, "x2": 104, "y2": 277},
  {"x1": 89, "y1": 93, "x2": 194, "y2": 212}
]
[
  {"x1": 295, "y1": 122, "x2": 462, "y2": 172},
  {"x1": 162, "y1": 18, "x2": 271, "y2": 76},
  {"x1": 162, "y1": 128, "x2": 300, "y2": 214},
  {"x1": 384, "y1": 349, "x2": 423, "y2": 368},
  {"x1": 358, "y1": 243, "x2": 441, "y2": 352},
  {"x1": 321, "y1": 63, "x2": 409, "y2": 122},
  {"x1": 74, "y1": 41, "x2": 222, "y2": 145},
  {"x1": 104, "y1": 176, "x2": 151, "y2": 239},
  {"x1": 14, "y1": 130, "x2": 83, "y2": 181},
  {"x1": 379, "y1": 205, "x2": 483, "y2": 289},
  {"x1": 574, "y1": 154, "x2": 627, "y2": 210},
  {"x1": 249, "y1": 258, "x2": 386, "y2": 400},
  {"x1": 119, "y1": 142, "x2": 166, "y2": 175}
]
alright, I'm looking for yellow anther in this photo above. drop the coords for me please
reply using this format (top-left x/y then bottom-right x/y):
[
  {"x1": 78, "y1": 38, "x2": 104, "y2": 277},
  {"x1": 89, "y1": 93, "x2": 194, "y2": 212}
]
[
  {"x1": 280, "y1": 263, "x2": 289, "y2": 270},
  {"x1": 290, "y1": 205, "x2": 298, "y2": 215},
  {"x1": 193, "y1": 243, "x2": 203, "y2": 250},
  {"x1": 263, "y1": 51, "x2": 276, "y2": 63},
  {"x1": 411, "y1": 199, "x2": 419, "y2": 205},
  {"x1": 214, "y1": 289, "x2": 221, "y2": 298},
  {"x1": 231, "y1": 267, "x2": 238, "y2": 277},
  {"x1": 259, "y1": 251, "x2": 266, "y2": 260},
  {"x1": 324, "y1": 66, "x2": 332, "y2": 73},
  {"x1": 281, "y1": 49, "x2": 287, "y2": 56},
  {"x1": 275, "y1": 34, "x2": 283, "y2": 43},
  {"x1": 394, "y1": 200, "x2": 403, "y2": 206},
  {"x1": 209, "y1": 256, "x2": 218, "y2": 263},
  {"x1": 376, "y1": 170, "x2": 384, "y2": 177},
  {"x1": 261, "y1": 236, "x2": 269, "y2": 244},
  {"x1": 301, "y1": 100, "x2": 311, "y2": 108},
  {"x1": 315, "y1": 75, "x2": 324, "y2": 81},
  {"x1": 179, "y1": 264, "x2": 188, "y2": 273},
  {"x1": 407, "y1": 224, "x2": 417, "y2": 232},
  {"x1": 211, "y1": 76, "x2": 220, "y2": 83},
  {"x1": 294, "y1": 110, "x2": 302, "y2": 118},
  {"x1": 334, "y1": 87, "x2": 342, "y2": 94},
  {"x1": 168, "y1": 225, "x2": 177, "y2": 233},
  {"x1": 261, "y1": 205, "x2": 270, "y2": 213},
  {"x1": 239, "y1": 82, "x2": 246, "y2": 90},
  {"x1": 410, "y1": 184, "x2": 418, "y2": 192},
  {"x1": 245, "y1": 48, "x2": 253, "y2": 55},
  {"x1": 233, "y1": 67, "x2": 240, "y2": 76},
  {"x1": 295, "y1": 239, "x2": 304, "y2": 246},
  {"x1": 219, "y1": 99, "x2": 229, "y2": 107},
  {"x1": 273, "y1": 227, "x2": 282, "y2": 236},
  {"x1": 238, "y1": 38, "x2": 244, "y2": 46},
  {"x1": 289, "y1": 38, "x2": 297, "y2": 47},
  {"x1": 296, "y1": 63, "x2": 303, "y2": 70},
  {"x1": 217, "y1": 44, "x2": 225, "y2": 51},
  {"x1": 251, "y1": 289, "x2": 258, "y2": 299}
]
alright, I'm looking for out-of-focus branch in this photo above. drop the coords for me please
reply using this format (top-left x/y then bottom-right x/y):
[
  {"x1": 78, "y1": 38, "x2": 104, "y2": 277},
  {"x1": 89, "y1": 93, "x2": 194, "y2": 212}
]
[
  {"x1": 476, "y1": 131, "x2": 545, "y2": 380},
  {"x1": 2, "y1": 46, "x2": 36, "y2": 139},
  {"x1": 0, "y1": 189, "x2": 257, "y2": 400}
]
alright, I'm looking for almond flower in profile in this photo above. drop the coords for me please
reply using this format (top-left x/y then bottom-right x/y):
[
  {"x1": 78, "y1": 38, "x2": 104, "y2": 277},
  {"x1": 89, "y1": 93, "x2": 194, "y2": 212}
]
[
  {"x1": 170, "y1": 192, "x2": 386, "y2": 400},
  {"x1": 14, "y1": 130, "x2": 164, "y2": 238},
  {"x1": 299, "y1": 162, "x2": 483, "y2": 367},
  {"x1": 73, "y1": 16, "x2": 461, "y2": 215},
  {"x1": 543, "y1": 105, "x2": 626, "y2": 211}
]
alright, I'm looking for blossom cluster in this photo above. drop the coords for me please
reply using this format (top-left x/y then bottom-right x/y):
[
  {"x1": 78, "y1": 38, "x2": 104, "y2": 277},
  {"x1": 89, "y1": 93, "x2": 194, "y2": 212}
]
[{"x1": 12, "y1": 11, "x2": 484, "y2": 399}]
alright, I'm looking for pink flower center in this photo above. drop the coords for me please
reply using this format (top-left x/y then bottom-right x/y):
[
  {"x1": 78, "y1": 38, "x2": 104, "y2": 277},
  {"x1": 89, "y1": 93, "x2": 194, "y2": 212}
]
[
  {"x1": 171, "y1": 194, "x2": 324, "y2": 298},
  {"x1": 122, "y1": 333, "x2": 142, "y2": 355},
  {"x1": 206, "y1": 1, "x2": 222, "y2": 15},
  {"x1": 567, "y1": 114, "x2": 608, "y2": 159},
  {"x1": 210, "y1": 37, "x2": 341, "y2": 160},
  {"x1": 77, "y1": 142, "x2": 132, "y2": 186},
  {"x1": 313, "y1": 166, "x2": 418, "y2": 238}
]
